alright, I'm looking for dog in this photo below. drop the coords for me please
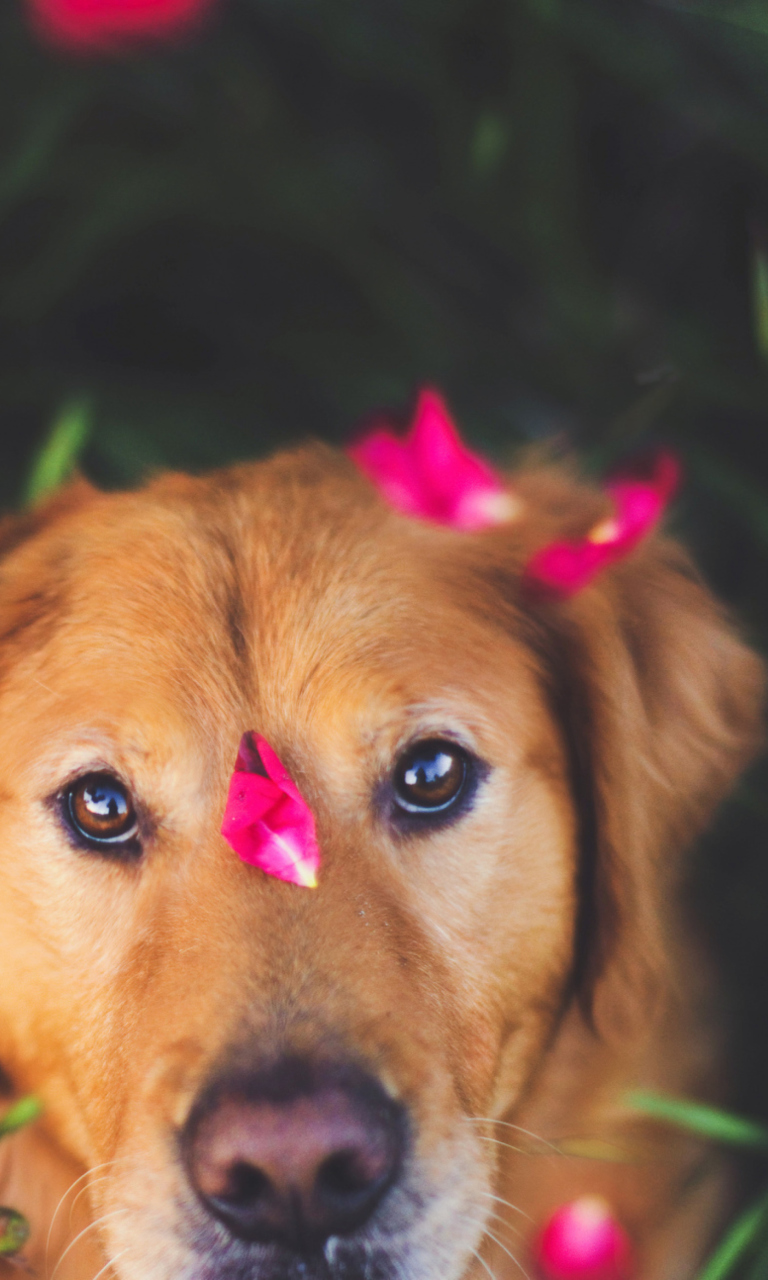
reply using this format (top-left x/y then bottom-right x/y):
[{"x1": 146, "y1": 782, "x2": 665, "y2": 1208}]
[{"x1": 0, "y1": 441, "x2": 763, "y2": 1280}]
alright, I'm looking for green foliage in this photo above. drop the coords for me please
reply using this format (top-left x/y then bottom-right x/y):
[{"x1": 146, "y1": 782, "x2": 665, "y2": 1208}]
[
  {"x1": 0, "y1": 1096, "x2": 40, "y2": 1259},
  {"x1": 24, "y1": 398, "x2": 91, "y2": 506},
  {"x1": 0, "y1": 1208, "x2": 30, "y2": 1258},
  {"x1": 629, "y1": 1092, "x2": 768, "y2": 1150},
  {"x1": 699, "y1": 1192, "x2": 768, "y2": 1280},
  {"x1": 631, "y1": 1092, "x2": 768, "y2": 1278},
  {"x1": 0, "y1": 1096, "x2": 42, "y2": 1140}
]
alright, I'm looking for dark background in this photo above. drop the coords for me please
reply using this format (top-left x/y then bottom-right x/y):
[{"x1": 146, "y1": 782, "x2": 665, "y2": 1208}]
[{"x1": 3, "y1": 0, "x2": 768, "y2": 1115}]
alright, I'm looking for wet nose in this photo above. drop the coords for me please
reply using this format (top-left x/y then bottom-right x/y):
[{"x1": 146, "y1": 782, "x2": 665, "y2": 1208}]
[{"x1": 184, "y1": 1059, "x2": 405, "y2": 1250}]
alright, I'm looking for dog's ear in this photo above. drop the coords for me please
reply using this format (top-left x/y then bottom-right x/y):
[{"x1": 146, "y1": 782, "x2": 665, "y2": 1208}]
[
  {"x1": 0, "y1": 477, "x2": 97, "y2": 557},
  {"x1": 512, "y1": 468, "x2": 765, "y2": 1036},
  {"x1": 0, "y1": 478, "x2": 99, "y2": 666}
]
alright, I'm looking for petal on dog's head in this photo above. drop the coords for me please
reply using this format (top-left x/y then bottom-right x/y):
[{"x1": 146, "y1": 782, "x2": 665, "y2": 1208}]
[
  {"x1": 221, "y1": 732, "x2": 320, "y2": 888},
  {"x1": 523, "y1": 450, "x2": 681, "y2": 599},
  {"x1": 348, "y1": 387, "x2": 518, "y2": 530}
]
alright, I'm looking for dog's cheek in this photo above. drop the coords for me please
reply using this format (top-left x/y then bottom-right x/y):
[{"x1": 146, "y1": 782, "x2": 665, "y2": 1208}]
[{"x1": 387, "y1": 766, "x2": 579, "y2": 1121}]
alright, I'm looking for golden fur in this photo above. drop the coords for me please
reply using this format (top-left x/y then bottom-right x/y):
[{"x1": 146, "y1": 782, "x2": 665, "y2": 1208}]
[{"x1": 0, "y1": 446, "x2": 763, "y2": 1280}]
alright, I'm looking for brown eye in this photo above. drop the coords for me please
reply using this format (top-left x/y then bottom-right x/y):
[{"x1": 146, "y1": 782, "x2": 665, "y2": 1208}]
[
  {"x1": 393, "y1": 740, "x2": 468, "y2": 814},
  {"x1": 65, "y1": 773, "x2": 139, "y2": 849}
]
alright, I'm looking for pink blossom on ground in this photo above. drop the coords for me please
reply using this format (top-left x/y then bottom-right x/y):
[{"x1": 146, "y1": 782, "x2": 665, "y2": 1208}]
[
  {"x1": 524, "y1": 450, "x2": 680, "y2": 598},
  {"x1": 221, "y1": 732, "x2": 320, "y2": 889},
  {"x1": 348, "y1": 387, "x2": 517, "y2": 531},
  {"x1": 27, "y1": 0, "x2": 215, "y2": 52},
  {"x1": 534, "y1": 1197, "x2": 633, "y2": 1280}
]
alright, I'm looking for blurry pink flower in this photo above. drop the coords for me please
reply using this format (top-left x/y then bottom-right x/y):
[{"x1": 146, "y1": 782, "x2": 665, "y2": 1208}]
[
  {"x1": 221, "y1": 732, "x2": 320, "y2": 889},
  {"x1": 348, "y1": 387, "x2": 517, "y2": 531},
  {"x1": 534, "y1": 1197, "x2": 633, "y2": 1280},
  {"x1": 27, "y1": 0, "x2": 215, "y2": 51},
  {"x1": 524, "y1": 450, "x2": 680, "y2": 598}
]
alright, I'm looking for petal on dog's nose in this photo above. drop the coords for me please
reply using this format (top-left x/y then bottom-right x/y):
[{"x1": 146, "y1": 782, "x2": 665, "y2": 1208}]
[
  {"x1": 221, "y1": 732, "x2": 320, "y2": 888},
  {"x1": 348, "y1": 386, "x2": 518, "y2": 531},
  {"x1": 185, "y1": 1064, "x2": 405, "y2": 1250}
]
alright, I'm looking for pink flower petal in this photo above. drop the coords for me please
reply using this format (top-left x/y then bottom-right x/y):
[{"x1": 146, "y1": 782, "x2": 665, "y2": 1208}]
[
  {"x1": 27, "y1": 0, "x2": 215, "y2": 50},
  {"x1": 349, "y1": 428, "x2": 429, "y2": 519},
  {"x1": 534, "y1": 1197, "x2": 633, "y2": 1280},
  {"x1": 221, "y1": 732, "x2": 320, "y2": 889},
  {"x1": 524, "y1": 450, "x2": 681, "y2": 598},
  {"x1": 348, "y1": 387, "x2": 516, "y2": 531}
]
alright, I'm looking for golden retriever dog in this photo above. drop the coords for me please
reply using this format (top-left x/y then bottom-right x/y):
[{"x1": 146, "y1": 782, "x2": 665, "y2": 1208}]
[{"x1": 0, "y1": 444, "x2": 763, "y2": 1280}]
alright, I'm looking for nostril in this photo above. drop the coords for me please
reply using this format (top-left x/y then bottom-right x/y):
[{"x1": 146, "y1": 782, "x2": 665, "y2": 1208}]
[
  {"x1": 224, "y1": 1162, "x2": 271, "y2": 1207},
  {"x1": 316, "y1": 1138, "x2": 394, "y2": 1204},
  {"x1": 319, "y1": 1149, "x2": 375, "y2": 1198}
]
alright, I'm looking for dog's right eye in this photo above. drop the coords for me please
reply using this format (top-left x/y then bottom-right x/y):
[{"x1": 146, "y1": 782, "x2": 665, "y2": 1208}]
[{"x1": 63, "y1": 773, "x2": 139, "y2": 854}]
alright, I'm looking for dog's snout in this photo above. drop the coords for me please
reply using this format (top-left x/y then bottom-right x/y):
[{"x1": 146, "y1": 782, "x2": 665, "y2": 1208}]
[{"x1": 184, "y1": 1059, "x2": 405, "y2": 1250}]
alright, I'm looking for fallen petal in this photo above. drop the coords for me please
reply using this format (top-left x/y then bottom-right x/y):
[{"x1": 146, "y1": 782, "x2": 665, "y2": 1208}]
[
  {"x1": 348, "y1": 428, "x2": 431, "y2": 519},
  {"x1": 28, "y1": 0, "x2": 215, "y2": 50},
  {"x1": 348, "y1": 387, "x2": 515, "y2": 531},
  {"x1": 534, "y1": 1197, "x2": 633, "y2": 1280},
  {"x1": 524, "y1": 450, "x2": 680, "y2": 598}
]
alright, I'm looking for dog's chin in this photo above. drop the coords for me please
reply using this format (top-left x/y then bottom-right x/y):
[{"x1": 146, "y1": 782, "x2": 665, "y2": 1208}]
[
  {"x1": 101, "y1": 1153, "x2": 489, "y2": 1280},
  {"x1": 107, "y1": 1221, "x2": 484, "y2": 1280},
  {"x1": 177, "y1": 1235, "x2": 469, "y2": 1280}
]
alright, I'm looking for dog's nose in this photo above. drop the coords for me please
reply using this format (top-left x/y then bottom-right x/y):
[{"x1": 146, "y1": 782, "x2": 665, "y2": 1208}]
[{"x1": 184, "y1": 1060, "x2": 405, "y2": 1250}]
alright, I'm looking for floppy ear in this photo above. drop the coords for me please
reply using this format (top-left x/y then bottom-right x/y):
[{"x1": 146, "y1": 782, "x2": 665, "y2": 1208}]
[
  {"x1": 513, "y1": 468, "x2": 766, "y2": 1036},
  {"x1": 0, "y1": 478, "x2": 98, "y2": 657}
]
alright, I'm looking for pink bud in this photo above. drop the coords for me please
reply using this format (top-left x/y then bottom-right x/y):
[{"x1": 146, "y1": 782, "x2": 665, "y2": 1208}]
[{"x1": 533, "y1": 1197, "x2": 633, "y2": 1280}]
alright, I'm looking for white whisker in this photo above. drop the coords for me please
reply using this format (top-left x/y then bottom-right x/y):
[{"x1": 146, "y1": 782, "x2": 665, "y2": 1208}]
[
  {"x1": 483, "y1": 1209, "x2": 525, "y2": 1240},
  {"x1": 483, "y1": 1226, "x2": 532, "y2": 1279},
  {"x1": 90, "y1": 1245, "x2": 132, "y2": 1280},
  {"x1": 466, "y1": 1118, "x2": 562, "y2": 1156},
  {"x1": 69, "y1": 1173, "x2": 116, "y2": 1226},
  {"x1": 471, "y1": 1246, "x2": 499, "y2": 1280},
  {"x1": 479, "y1": 1191, "x2": 531, "y2": 1220},
  {"x1": 48, "y1": 1209, "x2": 129, "y2": 1280},
  {"x1": 46, "y1": 1160, "x2": 122, "y2": 1274},
  {"x1": 474, "y1": 1135, "x2": 531, "y2": 1157}
]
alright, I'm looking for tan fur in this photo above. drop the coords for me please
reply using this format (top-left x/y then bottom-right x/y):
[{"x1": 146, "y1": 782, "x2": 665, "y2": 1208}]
[{"x1": 0, "y1": 446, "x2": 762, "y2": 1280}]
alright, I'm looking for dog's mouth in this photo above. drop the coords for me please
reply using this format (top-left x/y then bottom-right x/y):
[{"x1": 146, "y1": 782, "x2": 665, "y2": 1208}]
[
  {"x1": 186, "y1": 1236, "x2": 421, "y2": 1280},
  {"x1": 175, "y1": 1175, "x2": 485, "y2": 1280},
  {"x1": 96, "y1": 1069, "x2": 490, "y2": 1280}
]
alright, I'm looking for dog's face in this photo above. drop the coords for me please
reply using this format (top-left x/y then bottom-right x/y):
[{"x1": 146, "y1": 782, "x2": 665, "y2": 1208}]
[{"x1": 0, "y1": 449, "x2": 761, "y2": 1280}]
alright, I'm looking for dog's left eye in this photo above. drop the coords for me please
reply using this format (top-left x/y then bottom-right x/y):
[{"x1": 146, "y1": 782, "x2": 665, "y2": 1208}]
[
  {"x1": 392, "y1": 740, "x2": 470, "y2": 816},
  {"x1": 63, "y1": 773, "x2": 139, "y2": 853}
]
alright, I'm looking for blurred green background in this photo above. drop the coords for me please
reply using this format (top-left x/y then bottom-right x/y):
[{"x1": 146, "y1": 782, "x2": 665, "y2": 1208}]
[{"x1": 3, "y1": 0, "x2": 768, "y2": 1114}]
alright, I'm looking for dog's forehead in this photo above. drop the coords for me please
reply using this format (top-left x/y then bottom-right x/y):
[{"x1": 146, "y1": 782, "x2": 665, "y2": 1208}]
[
  {"x1": 1, "y1": 451, "x2": 527, "y2": 720},
  {"x1": 0, "y1": 448, "x2": 540, "y2": 778}
]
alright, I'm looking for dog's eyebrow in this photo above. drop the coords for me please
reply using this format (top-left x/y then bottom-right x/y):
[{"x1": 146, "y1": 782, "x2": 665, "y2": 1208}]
[{"x1": 0, "y1": 584, "x2": 63, "y2": 661}]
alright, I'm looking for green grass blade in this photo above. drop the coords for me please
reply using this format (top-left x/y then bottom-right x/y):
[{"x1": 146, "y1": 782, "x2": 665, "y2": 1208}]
[
  {"x1": 752, "y1": 242, "x2": 768, "y2": 365},
  {"x1": 744, "y1": 1225, "x2": 768, "y2": 1280},
  {"x1": 0, "y1": 1207, "x2": 30, "y2": 1258},
  {"x1": 0, "y1": 1096, "x2": 42, "y2": 1139},
  {"x1": 23, "y1": 399, "x2": 92, "y2": 509},
  {"x1": 628, "y1": 1091, "x2": 768, "y2": 1150},
  {"x1": 696, "y1": 1191, "x2": 768, "y2": 1280}
]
